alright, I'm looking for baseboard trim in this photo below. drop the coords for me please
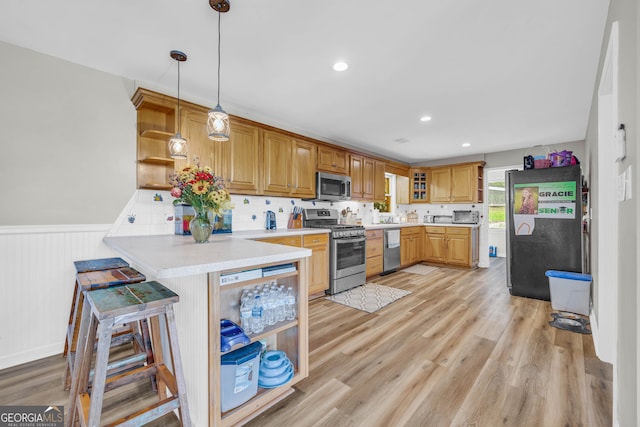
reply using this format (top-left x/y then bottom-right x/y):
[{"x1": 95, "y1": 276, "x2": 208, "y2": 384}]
[{"x1": 0, "y1": 342, "x2": 63, "y2": 371}]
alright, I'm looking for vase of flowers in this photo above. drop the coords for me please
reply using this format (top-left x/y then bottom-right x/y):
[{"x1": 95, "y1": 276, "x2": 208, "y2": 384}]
[{"x1": 169, "y1": 159, "x2": 233, "y2": 243}]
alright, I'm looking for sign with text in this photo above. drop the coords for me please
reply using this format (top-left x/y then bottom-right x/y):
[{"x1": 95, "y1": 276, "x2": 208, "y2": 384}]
[
  {"x1": 0, "y1": 406, "x2": 64, "y2": 427},
  {"x1": 514, "y1": 181, "x2": 577, "y2": 219}
]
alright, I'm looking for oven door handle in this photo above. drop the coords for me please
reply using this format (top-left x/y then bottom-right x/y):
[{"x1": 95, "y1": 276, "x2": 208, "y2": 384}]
[{"x1": 334, "y1": 236, "x2": 366, "y2": 244}]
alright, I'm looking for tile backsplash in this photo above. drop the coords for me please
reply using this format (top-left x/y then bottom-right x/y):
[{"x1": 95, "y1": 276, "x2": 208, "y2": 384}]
[{"x1": 107, "y1": 190, "x2": 376, "y2": 236}]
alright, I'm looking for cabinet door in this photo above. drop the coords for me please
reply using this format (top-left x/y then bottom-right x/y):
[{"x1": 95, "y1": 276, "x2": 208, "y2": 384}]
[
  {"x1": 410, "y1": 168, "x2": 429, "y2": 203},
  {"x1": 303, "y1": 234, "x2": 329, "y2": 296},
  {"x1": 446, "y1": 233, "x2": 470, "y2": 266},
  {"x1": 263, "y1": 131, "x2": 292, "y2": 195},
  {"x1": 222, "y1": 121, "x2": 261, "y2": 194},
  {"x1": 176, "y1": 108, "x2": 215, "y2": 172},
  {"x1": 430, "y1": 167, "x2": 451, "y2": 202},
  {"x1": 317, "y1": 146, "x2": 348, "y2": 174},
  {"x1": 350, "y1": 154, "x2": 364, "y2": 199},
  {"x1": 362, "y1": 157, "x2": 375, "y2": 200},
  {"x1": 374, "y1": 161, "x2": 386, "y2": 201},
  {"x1": 291, "y1": 139, "x2": 316, "y2": 198},
  {"x1": 396, "y1": 175, "x2": 409, "y2": 204},
  {"x1": 400, "y1": 235, "x2": 411, "y2": 266},
  {"x1": 424, "y1": 233, "x2": 446, "y2": 262},
  {"x1": 450, "y1": 164, "x2": 475, "y2": 202}
]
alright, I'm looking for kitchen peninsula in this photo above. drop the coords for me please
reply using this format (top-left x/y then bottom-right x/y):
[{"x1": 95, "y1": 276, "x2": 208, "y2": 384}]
[{"x1": 103, "y1": 234, "x2": 311, "y2": 426}]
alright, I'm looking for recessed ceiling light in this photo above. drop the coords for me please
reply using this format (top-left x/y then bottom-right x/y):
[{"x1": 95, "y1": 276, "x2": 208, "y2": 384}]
[
  {"x1": 420, "y1": 115, "x2": 432, "y2": 122},
  {"x1": 333, "y1": 62, "x2": 348, "y2": 72},
  {"x1": 393, "y1": 138, "x2": 410, "y2": 144},
  {"x1": 462, "y1": 142, "x2": 471, "y2": 147}
]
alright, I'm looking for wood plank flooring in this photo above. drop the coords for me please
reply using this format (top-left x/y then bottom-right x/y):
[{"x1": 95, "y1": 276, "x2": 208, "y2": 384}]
[{"x1": 0, "y1": 258, "x2": 612, "y2": 426}]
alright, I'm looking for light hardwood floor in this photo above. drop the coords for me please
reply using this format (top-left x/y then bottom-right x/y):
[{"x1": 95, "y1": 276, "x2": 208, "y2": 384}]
[{"x1": 0, "y1": 258, "x2": 612, "y2": 426}]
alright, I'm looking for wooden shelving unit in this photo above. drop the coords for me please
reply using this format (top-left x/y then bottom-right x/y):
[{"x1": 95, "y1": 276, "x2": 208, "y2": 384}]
[{"x1": 209, "y1": 259, "x2": 308, "y2": 426}]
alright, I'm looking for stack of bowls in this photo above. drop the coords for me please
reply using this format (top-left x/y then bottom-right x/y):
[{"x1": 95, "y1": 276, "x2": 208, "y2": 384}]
[{"x1": 258, "y1": 350, "x2": 293, "y2": 389}]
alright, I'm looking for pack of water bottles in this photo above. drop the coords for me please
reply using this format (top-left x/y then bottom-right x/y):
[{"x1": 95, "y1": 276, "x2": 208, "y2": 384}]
[{"x1": 239, "y1": 280, "x2": 297, "y2": 335}]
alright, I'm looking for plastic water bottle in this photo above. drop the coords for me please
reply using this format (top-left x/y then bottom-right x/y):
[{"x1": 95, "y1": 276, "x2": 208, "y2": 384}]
[
  {"x1": 264, "y1": 289, "x2": 276, "y2": 326},
  {"x1": 284, "y1": 287, "x2": 296, "y2": 321},
  {"x1": 240, "y1": 293, "x2": 253, "y2": 334},
  {"x1": 251, "y1": 295, "x2": 264, "y2": 334},
  {"x1": 275, "y1": 286, "x2": 285, "y2": 322}
]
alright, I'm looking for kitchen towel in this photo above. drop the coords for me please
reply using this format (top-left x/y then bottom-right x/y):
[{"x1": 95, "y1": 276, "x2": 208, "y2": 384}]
[{"x1": 387, "y1": 230, "x2": 400, "y2": 248}]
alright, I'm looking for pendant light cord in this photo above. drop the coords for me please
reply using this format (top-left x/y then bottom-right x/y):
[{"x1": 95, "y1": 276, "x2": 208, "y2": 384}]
[
  {"x1": 217, "y1": 10, "x2": 221, "y2": 106},
  {"x1": 177, "y1": 59, "x2": 181, "y2": 133}
]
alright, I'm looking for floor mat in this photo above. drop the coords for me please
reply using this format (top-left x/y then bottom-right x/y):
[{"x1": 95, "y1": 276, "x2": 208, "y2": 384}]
[
  {"x1": 400, "y1": 264, "x2": 439, "y2": 275},
  {"x1": 325, "y1": 283, "x2": 411, "y2": 313}
]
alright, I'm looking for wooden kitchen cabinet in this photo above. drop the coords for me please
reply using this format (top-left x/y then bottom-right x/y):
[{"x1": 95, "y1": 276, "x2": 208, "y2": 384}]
[
  {"x1": 410, "y1": 168, "x2": 429, "y2": 203},
  {"x1": 263, "y1": 131, "x2": 316, "y2": 198},
  {"x1": 365, "y1": 229, "x2": 384, "y2": 277},
  {"x1": 254, "y1": 233, "x2": 329, "y2": 298},
  {"x1": 303, "y1": 234, "x2": 329, "y2": 297},
  {"x1": 423, "y1": 226, "x2": 478, "y2": 268},
  {"x1": 400, "y1": 226, "x2": 423, "y2": 267},
  {"x1": 317, "y1": 145, "x2": 348, "y2": 175},
  {"x1": 350, "y1": 154, "x2": 385, "y2": 201},
  {"x1": 218, "y1": 118, "x2": 262, "y2": 194},
  {"x1": 429, "y1": 162, "x2": 485, "y2": 203},
  {"x1": 132, "y1": 88, "x2": 178, "y2": 190}
]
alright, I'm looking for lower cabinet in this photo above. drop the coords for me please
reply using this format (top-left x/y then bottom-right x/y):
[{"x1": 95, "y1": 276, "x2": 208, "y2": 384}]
[
  {"x1": 424, "y1": 226, "x2": 478, "y2": 268},
  {"x1": 254, "y1": 234, "x2": 329, "y2": 298},
  {"x1": 365, "y1": 229, "x2": 383, "y2": 277},
  {"x1": 400, "y1": 227, "x2": 423, "y2": 267},
  {"x1": 302, "y1": 234, "x2": 329, "y2": 297}
]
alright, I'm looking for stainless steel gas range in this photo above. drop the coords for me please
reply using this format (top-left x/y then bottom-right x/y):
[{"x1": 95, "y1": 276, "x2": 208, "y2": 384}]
[{"x1": 302, "y1": 208, "x2": 366, "y2": 295}]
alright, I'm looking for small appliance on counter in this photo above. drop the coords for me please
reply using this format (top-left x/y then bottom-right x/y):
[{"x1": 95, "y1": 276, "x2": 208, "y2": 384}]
[
  {"x1": 265, "y1": 210, "x2": 276, "y2": 230},
  {"x1": 452, "y1": 210, "x2": 480, "y2": 224}
]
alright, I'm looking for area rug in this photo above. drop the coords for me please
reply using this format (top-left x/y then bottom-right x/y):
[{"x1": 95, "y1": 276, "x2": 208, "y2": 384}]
[
  {"x1": 325, "y1": 283, "x2": 411, "y2": 313},
  {"x1": 400, "y1": 264, "x2": 439, "y2": 275}
]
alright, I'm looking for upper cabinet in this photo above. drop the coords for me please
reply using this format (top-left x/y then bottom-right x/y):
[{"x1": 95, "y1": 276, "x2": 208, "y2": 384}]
[
  {"x1": 220, "y1": 118, "x2": 262, "y2": 194},
  {"x1": 350, "y1": 154, "x2": 385, "y2": 201},
  {"x1": 429, "y1": 162, "x2": 485, "y2": 203},
  {"x1": 263, "y1": 130, "x2": 316, "y2": 198},
  {"x1": 317, "y1": 145, "x2": 348, "y2": 175},
  {"x1": 132, "y1": 88, "x2": 178, "y2": 190},
  {"x1": 410, "y1": 168, "x2": 429, "y2": 203}
]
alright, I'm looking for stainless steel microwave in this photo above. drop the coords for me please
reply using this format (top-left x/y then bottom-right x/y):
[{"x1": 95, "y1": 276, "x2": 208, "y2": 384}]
[{"x1": 316, "y1": 172, "x2": 351, "y2": 201}]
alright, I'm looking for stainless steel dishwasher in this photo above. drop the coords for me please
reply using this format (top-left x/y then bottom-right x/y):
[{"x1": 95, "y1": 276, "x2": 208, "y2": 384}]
[{"x1": 383, "y1": 229, "x2": 401, "y2": 273}]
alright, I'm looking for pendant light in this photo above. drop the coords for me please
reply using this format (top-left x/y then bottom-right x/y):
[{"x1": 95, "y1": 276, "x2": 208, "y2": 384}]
[
  {"x1": 168, "y1": 50, "x2": 188, "y2": 159},
  {"x1": 207, "y1": 0, "x2": 231, "y2": 141}
]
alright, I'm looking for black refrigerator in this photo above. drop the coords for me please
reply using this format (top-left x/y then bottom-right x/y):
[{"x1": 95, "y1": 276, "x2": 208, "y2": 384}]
[{"x1": 505, "y1": 165, "x2": 583, "y2": 300}]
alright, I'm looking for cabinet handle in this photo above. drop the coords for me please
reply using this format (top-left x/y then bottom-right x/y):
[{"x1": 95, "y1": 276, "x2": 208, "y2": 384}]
[{"x1": 287, "y1": 184, "x2": 291, "y2": 188}]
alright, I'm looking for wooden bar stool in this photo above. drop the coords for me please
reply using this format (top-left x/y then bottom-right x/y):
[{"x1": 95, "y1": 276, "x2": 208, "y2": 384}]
[
  {"x1": 63, "y1": 258, "x2": 150, "y2": 390},
  {"x1": 67, "y1": 281, "x2": 191, "y2": 427}
]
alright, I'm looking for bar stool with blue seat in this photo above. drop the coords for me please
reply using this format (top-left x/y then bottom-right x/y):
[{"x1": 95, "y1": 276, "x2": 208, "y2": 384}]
[
  {"x1": 66, "y1": 280, "x2": 191, "y2": 427},
  {"x1": 63, "y1": 257, "x2": 151, "y2": 390}
]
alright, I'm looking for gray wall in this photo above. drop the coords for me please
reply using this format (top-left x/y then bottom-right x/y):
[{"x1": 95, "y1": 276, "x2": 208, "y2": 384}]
[
  {"x1": 0, "y1": 41, "x2": 137, "y2": 225},
  {"x1": 584, "y1": 0, "x2": 639, "y2": 424},
  {"x1": 412, "y1": 140, "x2": 585, "y2": 169}
]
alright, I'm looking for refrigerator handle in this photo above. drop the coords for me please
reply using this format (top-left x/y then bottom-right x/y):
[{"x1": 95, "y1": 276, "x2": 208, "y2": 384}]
[{"x1": 505, "y1": 170, "x2": 513, "y2": 292}]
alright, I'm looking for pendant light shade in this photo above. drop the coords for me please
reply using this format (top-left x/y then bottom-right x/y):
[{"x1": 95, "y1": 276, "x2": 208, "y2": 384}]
[
  {"x1": 207, "y1": 0, "x2": 231, "y2": 141},
  {"x1": 169, "y1": 50, "x2": 188, "y2": 159}
]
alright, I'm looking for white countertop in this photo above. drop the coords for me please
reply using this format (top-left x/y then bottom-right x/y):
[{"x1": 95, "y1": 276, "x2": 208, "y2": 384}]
[
  {"x1": 365, "y1": 222, "x2": 479, "y2": 230},
  {"x1": 230, "y1": 227, "x2": 330, "y2": 239},
  {"x1": 104, "y1": 234, "x2": 311, "y2": 279}
]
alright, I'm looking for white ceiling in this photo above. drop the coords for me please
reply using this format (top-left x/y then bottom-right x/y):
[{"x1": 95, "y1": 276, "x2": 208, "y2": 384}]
[{"x1": 0, "y1": 0, "x2": 609, "y2": 164}]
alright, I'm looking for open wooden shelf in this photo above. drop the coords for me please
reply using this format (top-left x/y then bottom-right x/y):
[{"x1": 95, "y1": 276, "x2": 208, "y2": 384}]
[
  {"x1": 139, "y1": 156, "x2": 175, "y2": 165},
  {"x1": 140, "y1": 129, "x2": 174, "y2": 140}
]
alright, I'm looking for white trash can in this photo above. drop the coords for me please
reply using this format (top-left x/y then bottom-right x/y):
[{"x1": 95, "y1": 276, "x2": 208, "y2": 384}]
[{"x1": 545, "y1": 270, "x2": 592, "y2": 316}]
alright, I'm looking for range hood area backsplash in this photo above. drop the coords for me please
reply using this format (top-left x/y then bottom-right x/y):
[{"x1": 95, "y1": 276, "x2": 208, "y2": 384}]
[{"x1": 106, "y1": 190, "x2": 484, "y2": 237}]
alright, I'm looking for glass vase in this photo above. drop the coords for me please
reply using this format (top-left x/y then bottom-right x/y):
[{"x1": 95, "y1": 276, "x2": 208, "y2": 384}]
[{"x1": 189, "y1": 212, "x2": 213, "y2": 243}]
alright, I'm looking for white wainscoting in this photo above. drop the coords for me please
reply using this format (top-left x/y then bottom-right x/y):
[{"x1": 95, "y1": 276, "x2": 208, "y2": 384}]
[{"x1": 0, "y1": 225, "x2": 117, "y2": 369}]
